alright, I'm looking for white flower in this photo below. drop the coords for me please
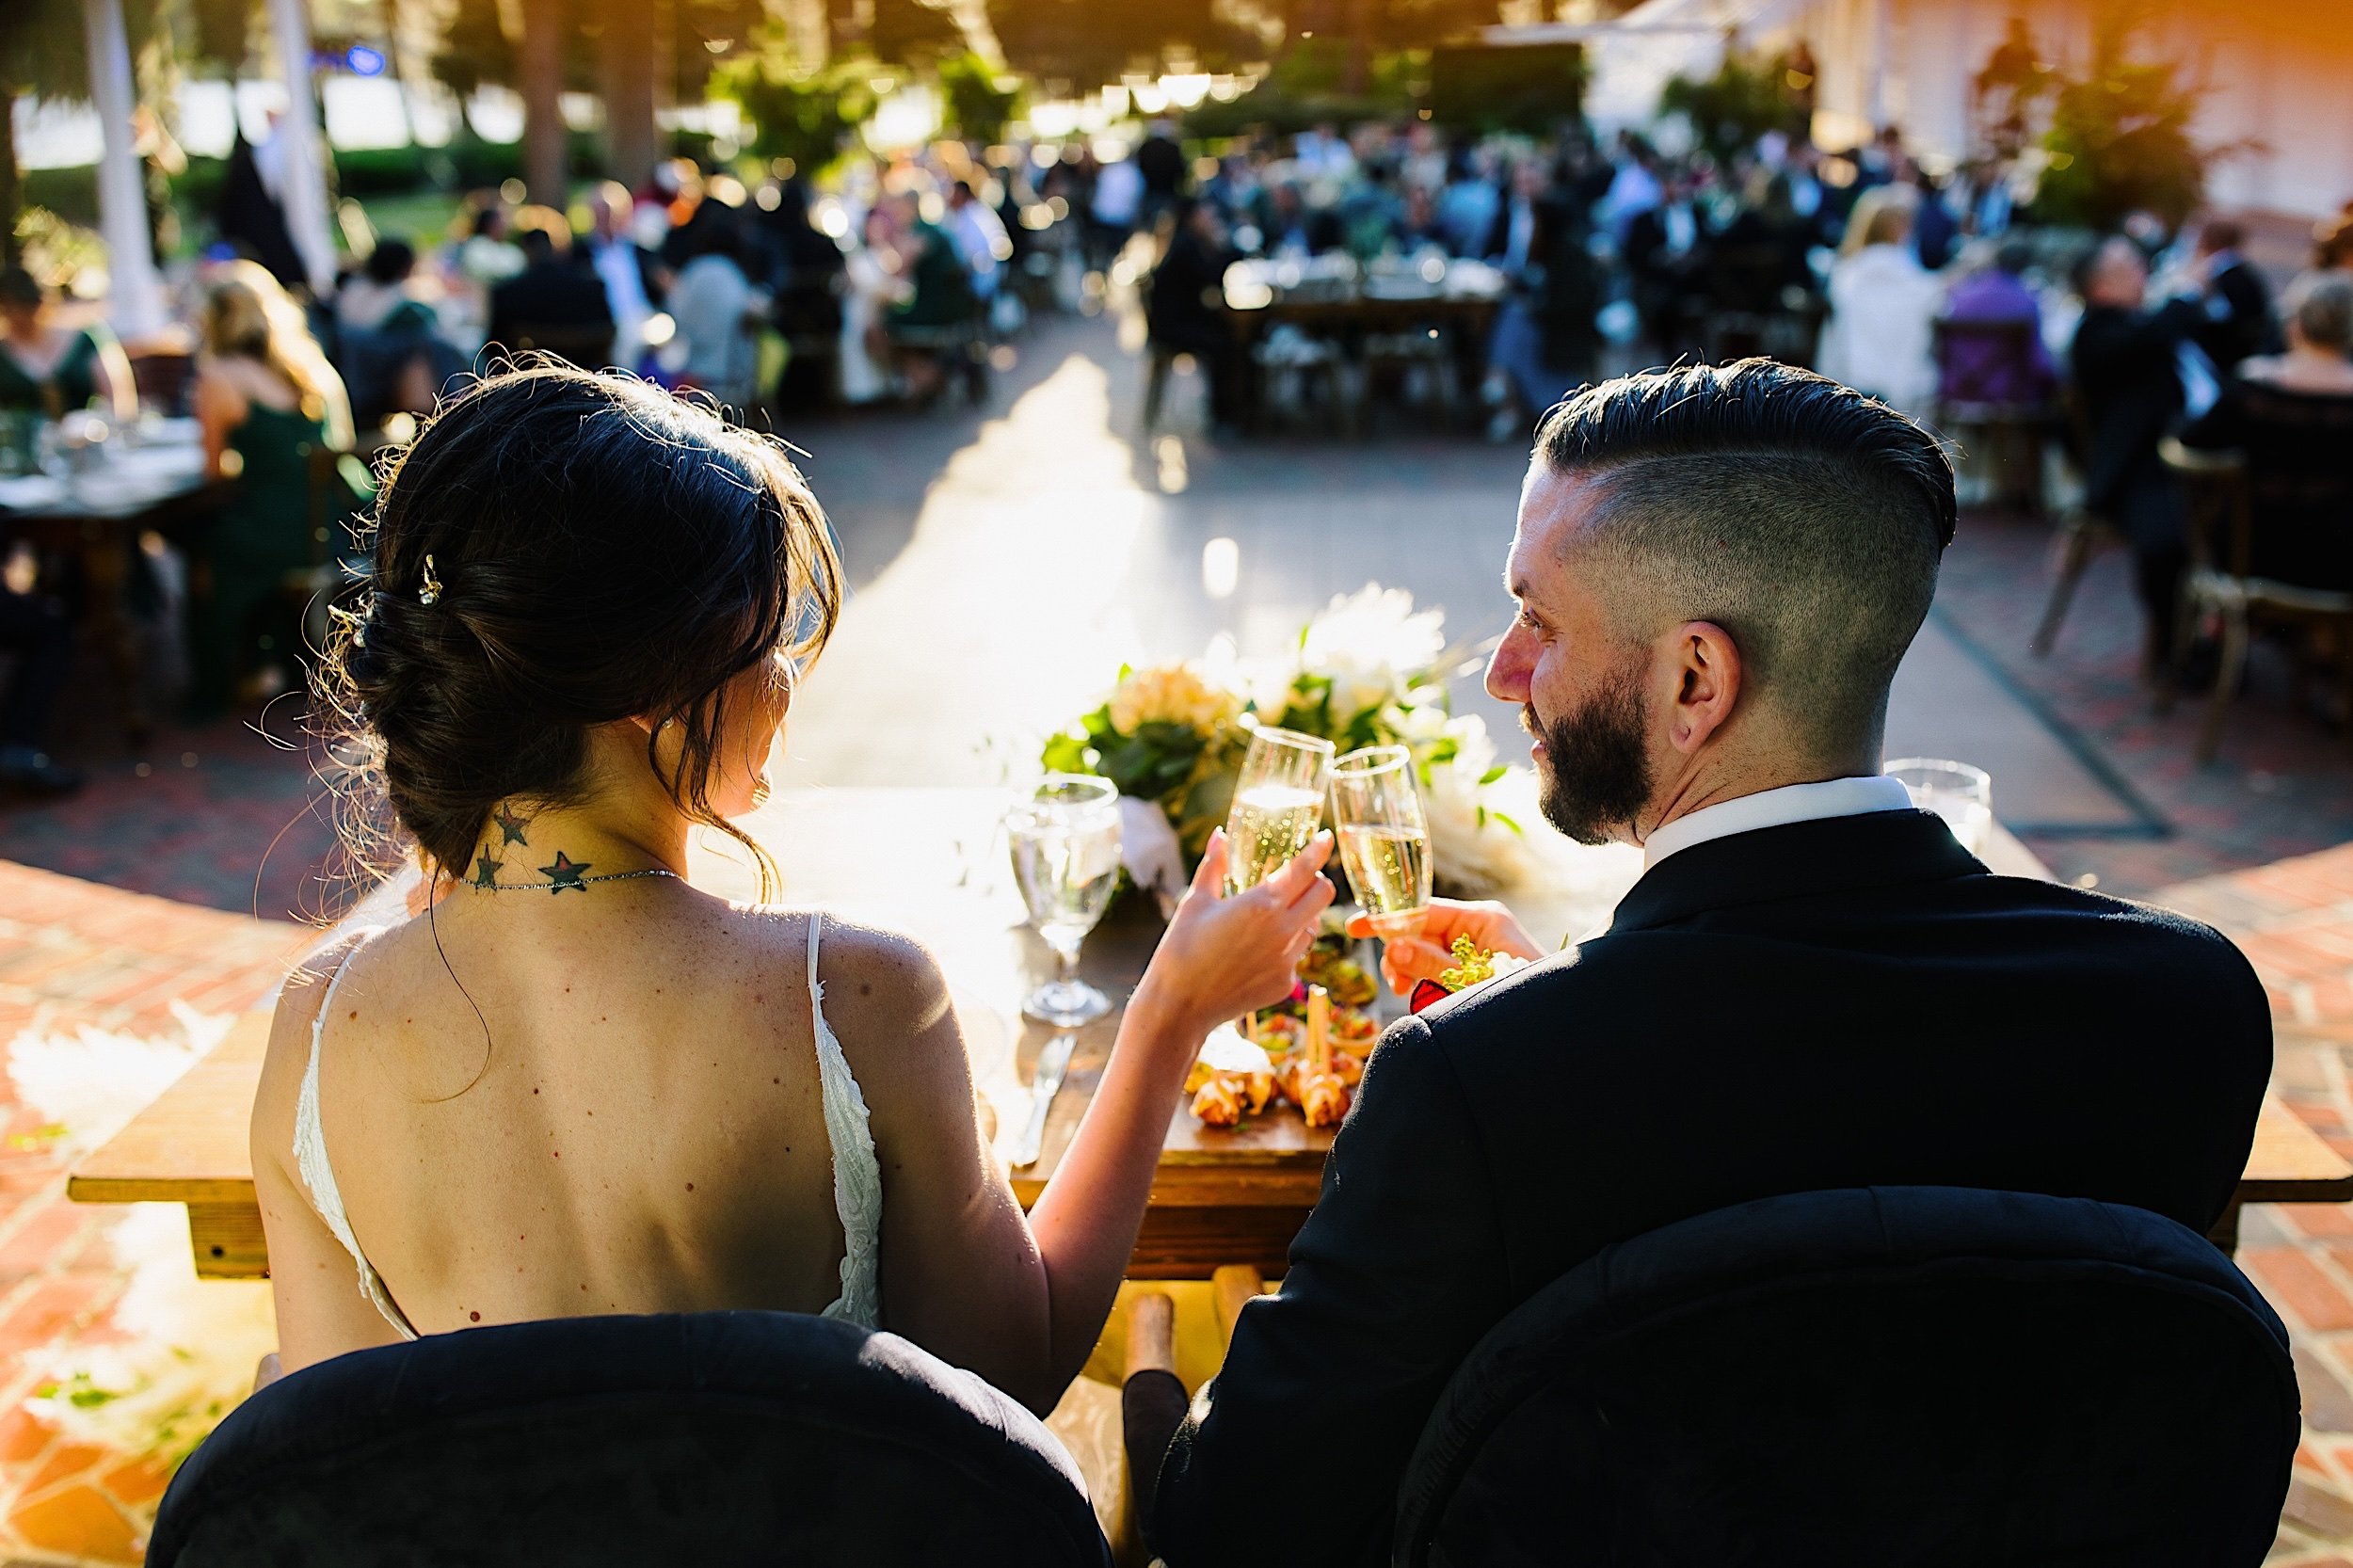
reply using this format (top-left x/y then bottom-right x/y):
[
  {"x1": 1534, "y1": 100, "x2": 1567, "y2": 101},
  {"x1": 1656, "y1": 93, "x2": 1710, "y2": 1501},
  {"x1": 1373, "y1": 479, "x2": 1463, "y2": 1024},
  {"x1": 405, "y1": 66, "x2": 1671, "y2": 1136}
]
[
  {"x1": 1300, "y1": 584, "x2": 1447, "y2": 728},
  {"x1": 1419, "y1": 715, "x2": 1543, "y2": 899}
]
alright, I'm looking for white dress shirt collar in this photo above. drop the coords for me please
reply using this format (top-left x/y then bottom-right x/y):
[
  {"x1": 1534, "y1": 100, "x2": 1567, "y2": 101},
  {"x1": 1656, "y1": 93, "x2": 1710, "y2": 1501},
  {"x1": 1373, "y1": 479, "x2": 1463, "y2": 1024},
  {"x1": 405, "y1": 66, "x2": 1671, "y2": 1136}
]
[{"x1": 1640, "y1": 775, "x2": 1915, "y2": 871}]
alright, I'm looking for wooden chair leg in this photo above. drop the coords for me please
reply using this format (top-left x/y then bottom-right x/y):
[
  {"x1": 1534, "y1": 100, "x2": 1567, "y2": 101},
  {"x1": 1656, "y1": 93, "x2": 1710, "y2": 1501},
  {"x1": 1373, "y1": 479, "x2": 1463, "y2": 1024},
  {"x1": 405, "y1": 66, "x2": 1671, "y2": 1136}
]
[
  {"x1": 2155, "y1": 586, "x2": 2201, "y2": 715},
  {"x1": 1211, "y1": 1263, "x2": 1265, "y2": 1346},
  {"x1": 2032, "y1": 517, "x2": 2095, "y2": 657},
  {"x1": 2199, "y1": 603, "x2": 2249, "y2": 763},
  {"x1": 1143, "y1": 350, "x2": 1169, "y2": 434}
]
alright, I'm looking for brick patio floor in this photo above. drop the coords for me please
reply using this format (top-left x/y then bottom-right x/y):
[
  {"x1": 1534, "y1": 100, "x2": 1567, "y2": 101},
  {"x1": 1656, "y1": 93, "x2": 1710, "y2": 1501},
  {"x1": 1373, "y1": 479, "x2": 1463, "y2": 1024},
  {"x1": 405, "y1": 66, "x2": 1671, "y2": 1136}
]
[{"x1": 0, "y1": 863, "x2": 302, "y2": 1564}]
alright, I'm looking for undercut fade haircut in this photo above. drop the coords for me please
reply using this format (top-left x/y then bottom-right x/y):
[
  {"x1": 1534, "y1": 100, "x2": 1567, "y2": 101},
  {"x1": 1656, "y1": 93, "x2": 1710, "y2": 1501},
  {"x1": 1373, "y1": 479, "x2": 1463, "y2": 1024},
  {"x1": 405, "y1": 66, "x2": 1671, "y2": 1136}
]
[{"x1": 1534, "y1": 359, "x2": 1956, "y2": 759}]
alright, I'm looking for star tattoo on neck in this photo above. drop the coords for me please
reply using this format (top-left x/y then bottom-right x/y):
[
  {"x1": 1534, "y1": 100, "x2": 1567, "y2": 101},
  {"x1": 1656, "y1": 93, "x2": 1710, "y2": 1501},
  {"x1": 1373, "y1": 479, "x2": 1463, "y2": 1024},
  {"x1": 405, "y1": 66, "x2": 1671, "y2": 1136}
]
[
  {"x1": 472, "y1": 851, "x2": 502, "y2": 889},
  {"x1": 541, "y1": 852, "x2": 591, "y2": 893},
  {"x1": 493, "y1": 805, "x2": 531, "y2": 846}
]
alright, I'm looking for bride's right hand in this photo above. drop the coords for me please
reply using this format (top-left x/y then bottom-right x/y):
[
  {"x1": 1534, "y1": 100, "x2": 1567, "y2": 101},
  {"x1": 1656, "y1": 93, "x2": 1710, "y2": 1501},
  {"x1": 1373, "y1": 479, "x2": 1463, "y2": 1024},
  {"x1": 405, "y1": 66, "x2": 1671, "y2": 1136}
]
[{"x1": 1136, "y1": 827, "x2": 1337, "y2": 1037}]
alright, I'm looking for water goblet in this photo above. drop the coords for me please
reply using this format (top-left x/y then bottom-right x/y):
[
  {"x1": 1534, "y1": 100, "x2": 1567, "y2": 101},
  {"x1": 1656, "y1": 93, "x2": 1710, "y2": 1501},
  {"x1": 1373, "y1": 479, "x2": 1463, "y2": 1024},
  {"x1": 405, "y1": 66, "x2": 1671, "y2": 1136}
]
[
  {"x1": 1885, "y1": 758, "x2": 1993, "y2": 855},
  {"x1": 1008, "y1": 775, "x2": 1124, "y2": 1027}
]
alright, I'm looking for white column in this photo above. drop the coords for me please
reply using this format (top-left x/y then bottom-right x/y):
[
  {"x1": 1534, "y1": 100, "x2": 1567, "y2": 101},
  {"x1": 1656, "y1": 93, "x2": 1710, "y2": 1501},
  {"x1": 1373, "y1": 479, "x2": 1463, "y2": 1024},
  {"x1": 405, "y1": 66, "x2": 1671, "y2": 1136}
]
[
  {"x1": 79, "y1": 0, "x2": 166, "y2": 340},
  {"x1": 264, "y1": 0, "x2": 336, "y2": 296}
]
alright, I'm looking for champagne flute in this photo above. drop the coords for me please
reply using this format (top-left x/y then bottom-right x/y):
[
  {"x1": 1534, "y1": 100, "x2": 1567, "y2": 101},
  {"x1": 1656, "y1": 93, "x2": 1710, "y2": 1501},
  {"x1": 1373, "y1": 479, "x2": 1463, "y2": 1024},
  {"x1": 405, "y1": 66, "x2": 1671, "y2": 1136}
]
[
  {"x1": 1330, "y1": 744, "x2": 1432, "y2": 938},
  {"x1": 1224, "y1": 725, "x2": 1336, "y2": 893},
  {"x1": 1008, "y1": 775, "x2": 1125, "y2": 1026}
]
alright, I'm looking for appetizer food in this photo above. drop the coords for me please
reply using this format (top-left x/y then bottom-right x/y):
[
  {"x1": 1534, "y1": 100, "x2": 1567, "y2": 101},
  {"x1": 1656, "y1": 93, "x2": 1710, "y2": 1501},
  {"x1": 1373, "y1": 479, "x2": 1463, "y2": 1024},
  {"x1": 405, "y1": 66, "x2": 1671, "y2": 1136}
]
[{"x1": 1186, "y1": 933, "x2": 1383, "y2": 1130}]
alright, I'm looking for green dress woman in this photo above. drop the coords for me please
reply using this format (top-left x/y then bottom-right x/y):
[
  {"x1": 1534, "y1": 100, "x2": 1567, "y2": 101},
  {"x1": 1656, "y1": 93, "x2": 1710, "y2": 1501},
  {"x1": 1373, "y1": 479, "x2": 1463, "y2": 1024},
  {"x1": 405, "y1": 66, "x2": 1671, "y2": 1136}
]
[{"x1": 190, "y1": 261, "x2": 359, "y2": 712}]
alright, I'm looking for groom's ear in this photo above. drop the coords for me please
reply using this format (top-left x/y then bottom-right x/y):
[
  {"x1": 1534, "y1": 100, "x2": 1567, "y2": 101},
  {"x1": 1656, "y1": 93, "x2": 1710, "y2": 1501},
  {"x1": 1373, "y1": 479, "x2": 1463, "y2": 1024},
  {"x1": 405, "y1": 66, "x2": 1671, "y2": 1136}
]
[{"x1": 1665, "y1": 620, "x2": 1741, "y2": 755}]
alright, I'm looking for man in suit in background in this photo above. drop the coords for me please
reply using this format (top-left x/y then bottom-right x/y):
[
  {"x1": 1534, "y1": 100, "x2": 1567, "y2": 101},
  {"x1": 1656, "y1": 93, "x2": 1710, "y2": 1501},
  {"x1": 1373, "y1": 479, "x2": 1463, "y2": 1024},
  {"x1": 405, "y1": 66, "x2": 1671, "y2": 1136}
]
[
  {"x1": 2190, "y1": 217, "x2": 2281, "y2": 374},
  {"x1": 1149, "y1": 359, "x2": 2272, "y2": 1568},
  {"x1": 2072, "y1": 235, "x2": 2206, "y2": 673}
]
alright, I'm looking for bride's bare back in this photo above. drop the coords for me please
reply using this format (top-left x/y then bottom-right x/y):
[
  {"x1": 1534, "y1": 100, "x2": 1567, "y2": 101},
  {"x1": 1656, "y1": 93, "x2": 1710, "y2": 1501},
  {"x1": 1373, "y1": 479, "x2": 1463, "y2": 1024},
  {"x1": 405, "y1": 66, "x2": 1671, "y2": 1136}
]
[{"x1": 259, "y1": 896, "x2": 864, "y2": 1342}]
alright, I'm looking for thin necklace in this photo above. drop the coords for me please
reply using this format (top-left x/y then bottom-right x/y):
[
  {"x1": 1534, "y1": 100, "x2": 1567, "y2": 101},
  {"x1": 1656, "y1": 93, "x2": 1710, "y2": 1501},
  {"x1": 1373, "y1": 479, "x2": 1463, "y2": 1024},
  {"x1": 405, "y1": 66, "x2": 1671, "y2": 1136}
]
[{"x1": 464, "y1": 848, "x2": 685, "y2": 895}]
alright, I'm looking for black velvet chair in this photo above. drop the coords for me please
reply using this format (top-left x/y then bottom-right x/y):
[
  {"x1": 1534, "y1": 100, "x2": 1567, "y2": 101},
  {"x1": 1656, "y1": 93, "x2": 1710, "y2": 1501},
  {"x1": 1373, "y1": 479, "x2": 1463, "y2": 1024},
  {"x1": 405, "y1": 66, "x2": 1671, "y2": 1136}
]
[
  {"x1": 148, "y1": 1311, "x2": 1111, "y2": 1567},
  {"x1": 1392, "y1": 1186, "x2": 2296, "y2": 1568}
]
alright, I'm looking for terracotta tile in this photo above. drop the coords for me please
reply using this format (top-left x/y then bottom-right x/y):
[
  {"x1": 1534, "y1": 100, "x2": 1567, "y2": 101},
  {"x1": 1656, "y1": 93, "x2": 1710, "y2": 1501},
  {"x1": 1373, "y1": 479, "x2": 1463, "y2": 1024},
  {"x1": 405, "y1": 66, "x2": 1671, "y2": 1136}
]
[
  {"x1": 0, "y1": 1275, "x2": 110, "y2": 1350},
  {"x1": 7, "y1": 1480, "x2": 140, "y2": 1561},
  {"x1": 2249, "y1": 1246, "x2": 2353, "y2": 1332},
  {"x1": 100, "y1": 1454, "x2": 169, "y2": 1509},
  {"x1": 16, "y1": 1441, "x2": 108, "y2": 1498},
  {"x1": 0, "y1": 1204, "x2": 91, "y2": 1288},
  {"x1": 2288, "y1": 1207, "x2": 2353, "y2": 1240},
  {"x1": 0, "y1": 1406, "x2": 54, "y2": 1465}
]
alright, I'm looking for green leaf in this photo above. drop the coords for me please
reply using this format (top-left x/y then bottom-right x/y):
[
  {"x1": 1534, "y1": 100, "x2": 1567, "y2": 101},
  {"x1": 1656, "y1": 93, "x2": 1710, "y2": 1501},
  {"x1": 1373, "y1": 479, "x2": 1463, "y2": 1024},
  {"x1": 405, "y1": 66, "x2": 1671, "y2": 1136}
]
[
  {"x1": 1479, "y1": 765, "x2": 1508, "y2": 785},
  {"x1": 1491, "y1": 811, "x2": 1524, "y2": 836}
]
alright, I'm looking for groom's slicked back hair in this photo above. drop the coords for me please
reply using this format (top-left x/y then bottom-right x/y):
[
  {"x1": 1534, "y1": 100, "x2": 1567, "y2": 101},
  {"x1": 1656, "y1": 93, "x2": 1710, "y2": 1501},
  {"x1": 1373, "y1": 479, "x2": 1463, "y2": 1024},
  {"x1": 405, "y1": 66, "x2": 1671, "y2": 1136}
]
[{"x1": 1533, "y1": 359, "x2": 1956, "y2": 759}]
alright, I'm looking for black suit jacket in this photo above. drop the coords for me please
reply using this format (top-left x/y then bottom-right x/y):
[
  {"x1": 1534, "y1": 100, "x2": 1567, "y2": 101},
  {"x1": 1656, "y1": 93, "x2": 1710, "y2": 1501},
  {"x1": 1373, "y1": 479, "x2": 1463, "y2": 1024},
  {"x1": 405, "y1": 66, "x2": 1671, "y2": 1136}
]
[
  {"x1": 1150, "y1": 810, "x2": 2271, "y2": 1568},
  {"x1": 2196, "y1": 259, "x2": 2282, "y2": 372},
  {"x1": 2071, "y1": 297, "x2": 2201, "y2": 540}
]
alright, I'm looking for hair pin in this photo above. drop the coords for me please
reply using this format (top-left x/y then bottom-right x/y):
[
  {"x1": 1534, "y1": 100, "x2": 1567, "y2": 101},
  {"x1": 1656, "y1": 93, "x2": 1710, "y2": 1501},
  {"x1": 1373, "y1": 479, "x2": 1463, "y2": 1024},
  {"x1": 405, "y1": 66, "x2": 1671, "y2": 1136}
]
[{"x1": 418, "y1": 554, "x2": 443, "y2": 607}]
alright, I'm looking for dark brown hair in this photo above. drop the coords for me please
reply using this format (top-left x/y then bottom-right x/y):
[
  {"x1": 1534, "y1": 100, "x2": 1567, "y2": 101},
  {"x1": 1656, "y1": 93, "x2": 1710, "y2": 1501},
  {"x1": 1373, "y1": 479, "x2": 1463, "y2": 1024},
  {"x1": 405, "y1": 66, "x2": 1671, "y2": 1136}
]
[
  {"x1": 1534, "y1": 358, "x2": 1955, "y2": 760},
  {"x1": 318, "y1": 363, "x2": 840, "y2": 893}
]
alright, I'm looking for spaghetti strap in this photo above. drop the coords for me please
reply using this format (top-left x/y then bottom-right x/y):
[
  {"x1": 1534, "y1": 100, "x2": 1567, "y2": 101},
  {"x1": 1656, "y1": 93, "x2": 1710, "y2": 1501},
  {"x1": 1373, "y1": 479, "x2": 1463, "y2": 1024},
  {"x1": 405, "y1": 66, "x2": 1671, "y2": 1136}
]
[
  {"x1": 293, "y1": 932, "x2": 420, "y2": 1341},
  {"x1": 807, "y1": 913, "x2": 884, "y2": 1328}
]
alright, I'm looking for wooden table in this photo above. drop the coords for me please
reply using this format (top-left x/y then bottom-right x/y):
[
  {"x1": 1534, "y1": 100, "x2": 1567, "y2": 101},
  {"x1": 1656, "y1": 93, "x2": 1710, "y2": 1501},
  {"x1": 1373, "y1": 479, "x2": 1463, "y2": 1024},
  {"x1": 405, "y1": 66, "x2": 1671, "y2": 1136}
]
[
  {"x1": 1222, "y1": 280, "x2": 1503, "y2": 437},
  {"x1": 67, "y1": 790, "x2": 2351, "y2": 1274},
  {"x1": 0, "y1": 437, "x2": 232, "y2": 738}
]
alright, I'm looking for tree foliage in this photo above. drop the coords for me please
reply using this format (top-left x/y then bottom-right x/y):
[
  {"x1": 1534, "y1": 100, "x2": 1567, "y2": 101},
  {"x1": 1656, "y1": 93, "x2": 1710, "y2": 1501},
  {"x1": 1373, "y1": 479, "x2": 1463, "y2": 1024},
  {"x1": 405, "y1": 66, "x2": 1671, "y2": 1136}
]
[
  {"x1": 708, "y1": 49, "x2": 876, "y2": 174},
  {"x1": 2019, "y1": 2, "x2": 2232, "y2": 232},
  {"x1": 937, "y1": 50, "x2": 1017, "y2": 145},
  {"x1": 1659, "y1": 36, "x2": 1811, "y2": 156}
]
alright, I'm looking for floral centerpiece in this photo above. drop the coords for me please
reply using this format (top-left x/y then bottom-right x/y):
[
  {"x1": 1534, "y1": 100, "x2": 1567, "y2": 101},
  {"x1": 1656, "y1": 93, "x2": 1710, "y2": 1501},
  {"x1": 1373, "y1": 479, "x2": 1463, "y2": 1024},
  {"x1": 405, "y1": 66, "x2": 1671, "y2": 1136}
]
[{"x1": 1042, "y1": 584, "x2": 1540, "y2": 899}]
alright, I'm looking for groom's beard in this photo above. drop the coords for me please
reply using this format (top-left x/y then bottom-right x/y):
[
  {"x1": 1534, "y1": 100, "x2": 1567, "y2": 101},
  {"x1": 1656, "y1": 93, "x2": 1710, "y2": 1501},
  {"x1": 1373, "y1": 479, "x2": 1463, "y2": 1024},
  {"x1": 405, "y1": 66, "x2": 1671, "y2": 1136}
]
[{"x1": 1527, "y1": 664, "x2": 1654, "y2": 847}]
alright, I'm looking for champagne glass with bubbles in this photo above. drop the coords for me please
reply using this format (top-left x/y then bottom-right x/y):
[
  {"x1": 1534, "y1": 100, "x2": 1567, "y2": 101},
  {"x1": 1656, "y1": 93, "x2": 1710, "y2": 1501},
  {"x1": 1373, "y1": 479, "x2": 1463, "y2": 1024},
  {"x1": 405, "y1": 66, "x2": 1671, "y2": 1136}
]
[
  {"x1": 1009, "y1": 775, "x2": 1125, "y2": 1026},
  {"x1": 1330, "y1": 744, "x2": 1432, "y2": 937},
  {"x1": 1225, "y1": 726, "x2": 1335, "y2": 893}
]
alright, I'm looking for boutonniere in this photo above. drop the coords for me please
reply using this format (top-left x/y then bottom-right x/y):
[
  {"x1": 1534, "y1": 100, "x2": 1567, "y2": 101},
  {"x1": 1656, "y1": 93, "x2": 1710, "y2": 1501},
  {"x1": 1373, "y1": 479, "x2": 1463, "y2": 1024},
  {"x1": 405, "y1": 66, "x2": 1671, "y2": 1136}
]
[{"x1": 1408, "y1": 937, "x2": 1532, "y2": 1013}]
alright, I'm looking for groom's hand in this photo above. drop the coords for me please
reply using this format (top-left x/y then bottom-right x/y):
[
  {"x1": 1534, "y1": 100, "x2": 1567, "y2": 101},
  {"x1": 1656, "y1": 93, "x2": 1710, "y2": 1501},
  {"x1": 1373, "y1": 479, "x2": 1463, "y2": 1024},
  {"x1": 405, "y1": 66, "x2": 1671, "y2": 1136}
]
[{"x1": 1346, "y1": 899, "x2": 1543, "y2": 996}]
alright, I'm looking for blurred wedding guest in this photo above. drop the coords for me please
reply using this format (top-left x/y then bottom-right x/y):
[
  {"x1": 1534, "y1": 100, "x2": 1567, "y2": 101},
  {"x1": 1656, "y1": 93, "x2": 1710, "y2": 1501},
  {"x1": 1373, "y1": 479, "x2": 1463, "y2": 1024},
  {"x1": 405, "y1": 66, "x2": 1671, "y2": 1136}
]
[
  {"x1": 840, "y1": 206, "x2": 911, "y2": 405},
  {"x1": 254, "y1": 364, "x2": 1329, "y2": 1427},
  {"x1": 1911, "y1": 167, "x2": 1960, "y2": 271},
  {"x1": 190, "y1": 260, "x2": 355, "y2": 710},
  {"x1": 1438, "y1": 145, "x2": 1501, "y2": 259},
  {"x1": 456, "y1": 199, "x2": 524, "y2": 294},
  {"x1": 0, "y1": 267, "x2": 135, "y2": 421},
  {"x1": 665, "y1": 206, "x2": 767, "y2": 412},
  {"x1": 0, "y1": 569, "x2": 81, "y2": 796},
  {"x1": 2188, "y1": 218, "x2": 2281, "y2": 372},
  {"x1": 585, "y1": 182, "x2": 656, "y2": 371},
  {"x1": 1817, "y1": 189, "x2": 1942, "y2": 414},
  {"x1": 1394, "y1": 183, "x2": 1449, "y2": 253},
  {"x1": 943, "y1": 181, "x2": 1011, "y2": 304},
  {"x1": 1089, "y1": 152, "x2": 1145, "y2": 269},
  {"x1": 486, "y1": 215, "x2": 615, "y2": 370},
  {"x1": 2072, "y1": 235, "x2": 2206, "y2": 670},
  {"x1": 1622, "y1": 167, "x2": 1706, "y2": 360},
  {"x1": 1144, "y1": 198, "x2": 1242, "y2": 434},
  {"x1": 2177, "y1": 272, "x2": 2353, "y2": 591},
  {"x1": 1483, "y1": 161, "x2": 1600, "y2": 440},
  {"x1": 761, "y1": 179, "x2": 849, "y2": 412},
  {"x1": 2313, "y1": 209, "x2": 2353, "y2": 280},
  {"x1": 335, "y1": 240, "x2": 460, "y2": 424},
  {"x1": 1135, "y1": 120, "x2": 1189, "y2": 231},
  {"x1": 1938, "y1": 240, "x2": 2056, "y2": 406}
]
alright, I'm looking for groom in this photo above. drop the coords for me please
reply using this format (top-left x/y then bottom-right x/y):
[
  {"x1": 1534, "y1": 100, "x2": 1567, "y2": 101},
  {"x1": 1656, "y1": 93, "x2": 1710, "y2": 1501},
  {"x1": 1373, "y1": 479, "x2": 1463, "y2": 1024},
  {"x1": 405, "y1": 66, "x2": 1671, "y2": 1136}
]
[{"x1": 1147, "y1": 360, "x2": 2272, "y2": 1568}]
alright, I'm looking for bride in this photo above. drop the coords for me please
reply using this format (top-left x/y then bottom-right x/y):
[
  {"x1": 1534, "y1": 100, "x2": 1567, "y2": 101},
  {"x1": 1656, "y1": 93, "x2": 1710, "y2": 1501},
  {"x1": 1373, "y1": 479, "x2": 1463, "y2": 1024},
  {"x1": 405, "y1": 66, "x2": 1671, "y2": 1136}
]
[{"x1": 254, "y1": 364, "x2": 1334, "y2": 1412}]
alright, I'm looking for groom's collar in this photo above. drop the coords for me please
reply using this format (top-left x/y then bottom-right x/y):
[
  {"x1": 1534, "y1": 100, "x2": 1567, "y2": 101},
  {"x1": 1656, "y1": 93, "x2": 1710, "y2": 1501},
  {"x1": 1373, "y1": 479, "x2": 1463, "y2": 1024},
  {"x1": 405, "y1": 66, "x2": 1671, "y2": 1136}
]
[{"x1": 1603, "y1": 809, "x2": 1988, "y2": 936}]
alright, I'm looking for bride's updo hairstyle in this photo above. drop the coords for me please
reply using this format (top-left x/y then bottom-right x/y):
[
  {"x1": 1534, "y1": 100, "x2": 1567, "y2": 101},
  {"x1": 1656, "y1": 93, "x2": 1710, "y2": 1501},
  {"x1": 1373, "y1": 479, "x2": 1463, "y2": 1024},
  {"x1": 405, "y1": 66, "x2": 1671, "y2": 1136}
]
[{"x1": 320, "y1": 365, "x2": 840, "y2": 889}]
